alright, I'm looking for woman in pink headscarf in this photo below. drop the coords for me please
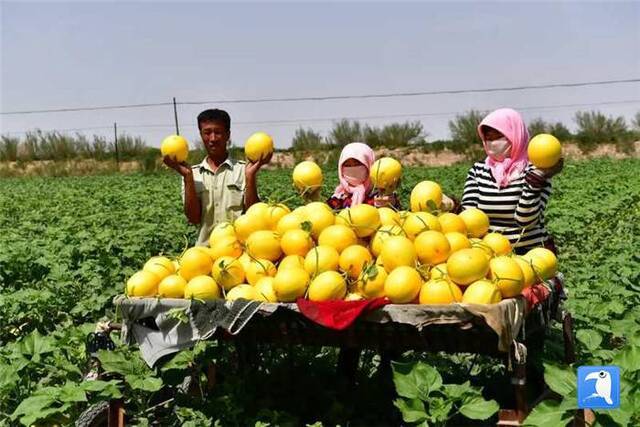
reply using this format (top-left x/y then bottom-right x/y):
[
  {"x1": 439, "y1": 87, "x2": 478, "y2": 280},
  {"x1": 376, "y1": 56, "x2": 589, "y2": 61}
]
[
  {"x1": 461, "y1": 108, "x2": 563, "y2": 254},
  {"x1": 326, "y1": 142, "x2": 401, "y2": 209}
]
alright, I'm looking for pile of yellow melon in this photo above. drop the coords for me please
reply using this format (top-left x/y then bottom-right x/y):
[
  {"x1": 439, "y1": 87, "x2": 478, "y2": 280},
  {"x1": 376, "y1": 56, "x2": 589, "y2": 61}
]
[{"x1": 126, "y1": 168, "x2": 557, "y2": 306}]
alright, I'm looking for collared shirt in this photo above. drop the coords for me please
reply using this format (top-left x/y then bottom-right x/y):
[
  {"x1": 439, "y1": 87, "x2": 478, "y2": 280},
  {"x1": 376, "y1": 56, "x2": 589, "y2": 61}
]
[{"x1": 182, "y1": 157, "x2": 246, "y2": 246}]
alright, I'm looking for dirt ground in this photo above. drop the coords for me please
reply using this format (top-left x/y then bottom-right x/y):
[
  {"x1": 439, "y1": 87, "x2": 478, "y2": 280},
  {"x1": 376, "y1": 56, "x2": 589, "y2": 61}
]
[
  {"x1": 1, "y1": 142, "x2": 638, "y2": 177},
  {"x1": 0, "y1": 159, "x2": 140, "y2": 177},
  {"x1": 265, "y1": 141, "x2": 639, "y2": 168}
]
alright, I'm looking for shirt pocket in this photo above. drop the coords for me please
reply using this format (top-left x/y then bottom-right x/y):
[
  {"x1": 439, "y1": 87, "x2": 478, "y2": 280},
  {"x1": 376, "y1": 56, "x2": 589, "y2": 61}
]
[
  {"x1": 226, "y1": 183, "x2": 244, "y2": 212},
  {"x1": 194, "y1": 179, "x2": 205, "y2": 195}
]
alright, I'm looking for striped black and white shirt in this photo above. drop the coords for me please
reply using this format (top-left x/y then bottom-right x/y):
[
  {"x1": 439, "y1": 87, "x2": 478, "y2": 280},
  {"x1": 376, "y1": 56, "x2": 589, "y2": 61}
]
[{"x1": 461, "y1": 161, "x2": 552, "y2": 254}]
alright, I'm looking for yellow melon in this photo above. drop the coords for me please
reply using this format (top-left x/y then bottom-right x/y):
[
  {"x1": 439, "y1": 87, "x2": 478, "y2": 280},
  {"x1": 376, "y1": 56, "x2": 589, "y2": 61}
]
[
  {"x1": 245, "y1": 258, "x2": 277, "y2": 286},
  {"x1": 378, "y1": 207, "x2": 401, "y2": 227},
  {"x1": 528, "y1": 134, "x2": 561, "y2": 169},
  {"x1": 370, "y1": 157, "x2": 402, "y2": 190},
  {"x1": 459, "y1": 208, "x2": 490, "y2": 238},
  {"x1": 278, "y1": 254, "x2": 306, "y2": 271},
  {"x1": 483, "y1": 233, "x2": 512, "y2": 256},
  {"x1": 419, "y1": 279, "x2": 463, "y2": 305},
  {"x1": 348, "y1": 204, "x2": 381, "y2": 238},
  {"x1": 462, "y1": 279, "x2": 502, "y2": 304},
  {"x1": 273, "y1": 267, "x2": 310, "y2": 302},
  {"x1": 161, "y1": 135, "x2": 189, "y2": 162},
  {"x1": 403, "y1": 212, "x2": 442, "y2": 240},
  {"x1": 184, "y1": 275, "x2": 221, "y2": 300},
  {"x1": 158, "y1": 274, "x2": 187, "y2": 298},
  {"x1": 254, "y1": 277, "x2": 278, "y2": 302},
  {"x1": 211, "y1": 256, "x2": 245, "y2": 291},
  {"x1": 380, "y1": 236, "x2": 417, "y2": 272},
  {"x1": 414, "y1": 230, "x2": 451, "y2": 266},
  {"x1": 357, "y1": 264, "x2": 387, "y2": 299},
  {"x1": 226, "y1": 284, "x2": 261, "y2": 301},
  {"x1": 445, "y1": 232, "x2": 471, "y2": 253},
  {"x1": 293, "y1": 161, "x2": 323, "y2": 193},
  {"x1": 339, "y1": 245, "x2": 373, "y2": 279},
  {"x1": 489, "y1": 256, "x2": 524, "y2": 298},
  {"x1": 370, "y1": 224, "x2": 405, "y2": 257},
  {"x1": 280, "y1": 229, "x2": 314, "y2": 257},
  {"x1": 410, "y1": 181, "x2": 442, "y2": 212},
  {"x1": 446, "y1": 248, "x2": 490, "y2": 285},
  {"x1": 384, "y1": 266, "x2": 422, "y2": 303},
  {"x1": 318, "y1": 224, "x2": 358, "y2": 253},
  {"x1": 126, "y1": 271, "x2": 160, "y2": 297},
  {"x1": 438, "y1": 213, "x2": 467, "y2": 234},
  {"x1": 308, "y1": 271, "x2": 347, "y2": 302},
  {"x1": 304, "y1": 245, "x2": 340, "y2": 276},
  {"x1": 244, "y1": 131, "x2": 274, "y2": 162},
  {"x1": 179, "y1": 247, "x2": 214, "y2": 281},
  {"x1": 246, "y1": 230, "x2": 282, "y2": 262}
]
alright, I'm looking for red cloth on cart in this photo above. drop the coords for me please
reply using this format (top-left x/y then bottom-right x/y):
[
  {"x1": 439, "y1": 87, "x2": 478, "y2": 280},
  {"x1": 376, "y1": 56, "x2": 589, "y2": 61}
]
[
  {"x1": 521, "y1": 283, "x2": 550, "y2": 311},
  {"x1": 296, "y1": 297, "x2": 390, "y2": 330}
]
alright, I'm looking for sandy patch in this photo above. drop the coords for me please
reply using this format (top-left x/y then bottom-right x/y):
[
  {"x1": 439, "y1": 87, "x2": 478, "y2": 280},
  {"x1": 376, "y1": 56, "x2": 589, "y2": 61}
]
[{"x1": 1, "y1": 142, "x2": 637, "y2": 177}]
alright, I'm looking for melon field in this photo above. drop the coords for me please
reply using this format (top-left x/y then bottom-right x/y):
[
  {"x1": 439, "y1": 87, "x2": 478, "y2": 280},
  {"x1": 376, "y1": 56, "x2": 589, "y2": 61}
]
[{"x1": 0, "y1": 158, "x2": 639, "y2": 426}]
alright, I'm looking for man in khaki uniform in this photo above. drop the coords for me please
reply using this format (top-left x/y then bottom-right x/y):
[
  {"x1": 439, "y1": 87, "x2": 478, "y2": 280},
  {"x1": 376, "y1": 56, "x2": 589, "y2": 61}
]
[{"x1": 164, "y1": 109, "x2": 271, "y2": 246}]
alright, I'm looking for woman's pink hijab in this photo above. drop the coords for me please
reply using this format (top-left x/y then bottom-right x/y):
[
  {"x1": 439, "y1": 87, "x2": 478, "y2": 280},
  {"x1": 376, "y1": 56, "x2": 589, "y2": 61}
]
[
  {"x1": 332, "y1": 142, "x2": 375, "y2": 205},
  {"x1": 478, "y1": 108, "x2": 530, "y2": 188}
]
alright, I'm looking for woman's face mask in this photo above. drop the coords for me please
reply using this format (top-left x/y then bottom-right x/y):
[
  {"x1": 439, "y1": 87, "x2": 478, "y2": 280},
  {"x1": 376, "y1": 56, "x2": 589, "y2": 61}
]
[
  {"x1": 486, "y1": 138, "x2": 512, "y2": 161},
  {"x1": 342, "y1": 165, "x2": 369, "y2": 185}
]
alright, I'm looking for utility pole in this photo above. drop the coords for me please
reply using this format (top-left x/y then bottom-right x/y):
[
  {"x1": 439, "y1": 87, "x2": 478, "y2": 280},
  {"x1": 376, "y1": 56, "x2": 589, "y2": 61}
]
[
  {"x1": 114, "y1": 122, "x2": 119, "y2": 167},
  {"x1": 173, "y1": 97, "x2": 180, "y2": 135}
]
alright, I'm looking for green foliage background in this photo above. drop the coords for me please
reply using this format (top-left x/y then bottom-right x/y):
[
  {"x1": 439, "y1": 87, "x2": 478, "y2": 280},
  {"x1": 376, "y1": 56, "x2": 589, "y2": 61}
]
[{"x1": 0, "y1": 158, "x2": 639, "y2": 426}]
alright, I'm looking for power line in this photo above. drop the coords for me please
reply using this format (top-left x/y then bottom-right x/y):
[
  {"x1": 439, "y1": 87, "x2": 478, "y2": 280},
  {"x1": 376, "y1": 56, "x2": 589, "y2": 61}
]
[
  {"x1": 233, "y1": 99, "x2": 640, "y2": 126},
  {"x1": 181, "y1": 78, "x2": 640, "y2": 106},
  {"x1": 2, "y1": 126, "x2": 114, "y2": 134},
  {"x1": 1, "y1": 78, "x2": 639, "y2": 115},
  {"x1": 1, "y1": 102, "x2": 173, "y2": 115},
  {"x1": 3, "y1": 98, "x2": 639, "y2": 135}
]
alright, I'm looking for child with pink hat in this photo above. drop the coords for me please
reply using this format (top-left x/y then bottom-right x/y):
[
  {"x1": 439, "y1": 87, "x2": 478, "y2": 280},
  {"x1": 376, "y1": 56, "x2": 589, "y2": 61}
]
[{"x1": 326, "y1": 142, "x2": 401, "y2": 209}]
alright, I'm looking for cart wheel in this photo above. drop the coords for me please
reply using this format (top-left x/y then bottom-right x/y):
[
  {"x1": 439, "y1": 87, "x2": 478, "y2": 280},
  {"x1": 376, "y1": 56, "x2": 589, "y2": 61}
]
[
  {"x1": 75, "y1": 400, "x2": 125, "y2": 427},
  {"x1": 562, "y1": 311, "x2": 576, "y2": 364},
  {"x1": 75, "y1": 400, "x2": 109, "y2": 427}
]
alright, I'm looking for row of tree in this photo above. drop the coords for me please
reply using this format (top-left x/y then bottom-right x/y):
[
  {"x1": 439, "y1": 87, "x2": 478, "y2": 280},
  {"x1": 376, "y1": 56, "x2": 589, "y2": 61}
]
[
  {"x1": 0, "y1": 130, "x2": 151, "y2": 162},
  {"x1": 291, "y1": 110, "x2": 640, "y2": 154},
  {"x1": 1, "y1": 110, "x2": 639, "y2": 162},
  {"x1": 290, "y1": 120, "x2": 427, "y2": 151}
]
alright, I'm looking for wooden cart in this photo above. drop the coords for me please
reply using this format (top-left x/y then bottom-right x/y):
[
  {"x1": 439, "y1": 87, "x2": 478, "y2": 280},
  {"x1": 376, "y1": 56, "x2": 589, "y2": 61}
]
[{"x1": 112, "y1": 285, "x2": 577, "y2": 426}]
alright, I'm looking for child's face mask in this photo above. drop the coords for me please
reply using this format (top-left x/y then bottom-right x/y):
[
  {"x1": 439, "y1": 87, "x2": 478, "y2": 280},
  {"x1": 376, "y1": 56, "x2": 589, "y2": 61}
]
[
  {"x1": 342, "y1": 165, "x2": 369, "y2": 185},
  {"x1": 486, "y1": 138, "x2": 512, "y2": 161}
]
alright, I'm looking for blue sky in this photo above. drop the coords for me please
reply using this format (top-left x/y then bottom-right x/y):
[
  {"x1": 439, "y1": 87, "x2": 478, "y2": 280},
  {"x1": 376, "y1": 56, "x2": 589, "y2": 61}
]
[{"x1": 1, "y1": 1, "x2": 639, "y2": 148}]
